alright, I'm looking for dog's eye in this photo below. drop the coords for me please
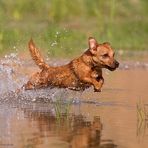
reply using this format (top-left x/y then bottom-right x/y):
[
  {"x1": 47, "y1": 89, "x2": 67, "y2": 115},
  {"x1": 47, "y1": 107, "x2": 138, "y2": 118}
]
[{"x1": 102, "y1": 54, "x2": 108, "y2": 58}]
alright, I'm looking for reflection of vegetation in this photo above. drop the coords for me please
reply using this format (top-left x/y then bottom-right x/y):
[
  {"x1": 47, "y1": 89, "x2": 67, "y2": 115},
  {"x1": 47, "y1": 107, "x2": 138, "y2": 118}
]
[
  {"x1": 137, "y1": 100, "x2": 148, "y2": 121},
  {"x1": 53, "y1": 97, "x2": 72, "y2": 121},
  {"x1": 137, "y1": 100, "x2": 148, "y2": 137},
  {"x1": 0, "y1": 0, "x2": 148, "y2": 56}
]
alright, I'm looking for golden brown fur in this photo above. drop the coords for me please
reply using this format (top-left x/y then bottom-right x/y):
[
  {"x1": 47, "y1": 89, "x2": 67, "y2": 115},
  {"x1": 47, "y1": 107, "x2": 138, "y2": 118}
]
[{"x1": 23, "y1": 37, "x2": 119, "y2": 92}]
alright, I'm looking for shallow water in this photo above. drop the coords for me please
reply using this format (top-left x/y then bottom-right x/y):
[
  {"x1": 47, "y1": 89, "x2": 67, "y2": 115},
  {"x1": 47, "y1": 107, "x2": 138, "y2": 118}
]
[{"x1": 0, "y1": 53, "x2": 148, "y2": 148}]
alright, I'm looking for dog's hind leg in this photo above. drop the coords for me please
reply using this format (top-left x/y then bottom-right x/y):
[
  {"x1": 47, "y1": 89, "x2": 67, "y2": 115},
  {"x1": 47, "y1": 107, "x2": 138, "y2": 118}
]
[
  {"x1": 23, "y1": 79, "x2": 48, "y2": 90},
  {"x1": 24, "y1": 69, "x2": 50, "y2": 90},
  {"x1": 23, "y1": 81, "x2": 35, "y2": 90},
  {"x1": 24, "y1": 72, "x2": 40, "y2": 90}
]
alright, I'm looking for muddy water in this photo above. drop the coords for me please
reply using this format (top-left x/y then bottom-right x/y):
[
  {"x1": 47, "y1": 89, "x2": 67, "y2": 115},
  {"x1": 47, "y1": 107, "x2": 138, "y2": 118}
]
[{"x1": 0, "y1": 54, "x2": 148, "y2": 148}]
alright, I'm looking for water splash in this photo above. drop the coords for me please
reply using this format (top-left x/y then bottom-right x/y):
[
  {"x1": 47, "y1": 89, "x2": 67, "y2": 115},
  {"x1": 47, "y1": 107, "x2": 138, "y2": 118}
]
[
  {"x1": 0, "y1": 52, "x2": 84, "y2": 104},
  {"x1": 48, "y1": 28, "x2": 72, "y2": 57},
  {"x1": 0, "y1": 52, "x2": 26, "y2": 93}
]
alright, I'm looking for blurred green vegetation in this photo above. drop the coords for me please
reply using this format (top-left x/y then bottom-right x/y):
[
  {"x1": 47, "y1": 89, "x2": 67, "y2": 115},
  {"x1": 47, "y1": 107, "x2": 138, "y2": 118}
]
[{"x1": 0, "y1": 0, "x2": 147, "y2": 57}]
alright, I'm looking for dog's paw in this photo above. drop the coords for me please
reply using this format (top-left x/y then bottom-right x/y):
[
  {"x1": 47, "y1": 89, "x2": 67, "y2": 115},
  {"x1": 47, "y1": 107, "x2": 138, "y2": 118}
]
[{"x1": 94, "y1": 88, "x2": 101, "y2": 92}]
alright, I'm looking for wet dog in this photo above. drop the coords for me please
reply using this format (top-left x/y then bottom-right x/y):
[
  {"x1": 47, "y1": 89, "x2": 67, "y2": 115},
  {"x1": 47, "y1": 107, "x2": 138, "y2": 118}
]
[{"x1": 23, "y1": 37, "x2": 119, "y2": 92}]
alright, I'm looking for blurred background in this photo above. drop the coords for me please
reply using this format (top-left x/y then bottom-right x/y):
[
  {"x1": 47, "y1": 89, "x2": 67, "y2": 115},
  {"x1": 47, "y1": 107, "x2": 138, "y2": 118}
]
[{"x1": 0, "y1": 0, "x2": 147, "y2": 58}]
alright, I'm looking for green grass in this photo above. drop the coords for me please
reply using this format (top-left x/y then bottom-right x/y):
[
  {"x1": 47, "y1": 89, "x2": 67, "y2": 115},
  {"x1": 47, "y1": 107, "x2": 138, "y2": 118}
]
[{"x1": 0, "y1": 0, "x2": 148, "y2": 57}]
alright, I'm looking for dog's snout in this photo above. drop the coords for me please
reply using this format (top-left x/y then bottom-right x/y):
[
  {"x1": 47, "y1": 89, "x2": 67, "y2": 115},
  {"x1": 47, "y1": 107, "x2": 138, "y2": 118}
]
[{"x1": 110, "y1": 60, "x2": 119, "y2": 69}]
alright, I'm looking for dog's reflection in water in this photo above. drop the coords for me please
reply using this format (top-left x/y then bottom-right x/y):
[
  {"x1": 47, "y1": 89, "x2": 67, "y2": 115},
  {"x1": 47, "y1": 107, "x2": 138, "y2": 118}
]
[{"x1": 23, "y1": 110, "x2": 117, "y2": 148}]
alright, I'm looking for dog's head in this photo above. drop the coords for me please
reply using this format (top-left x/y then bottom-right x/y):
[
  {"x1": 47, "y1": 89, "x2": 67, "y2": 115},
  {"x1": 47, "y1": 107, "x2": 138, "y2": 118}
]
[{"x1": 88, "y1": 37, "x2": 119, "y2": 71}]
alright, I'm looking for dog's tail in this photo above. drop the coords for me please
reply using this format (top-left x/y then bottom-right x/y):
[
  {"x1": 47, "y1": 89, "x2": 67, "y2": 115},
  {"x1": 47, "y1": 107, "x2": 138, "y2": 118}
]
[{"x1": 28, "y1": 39, "x2": 49, "y2": 70}]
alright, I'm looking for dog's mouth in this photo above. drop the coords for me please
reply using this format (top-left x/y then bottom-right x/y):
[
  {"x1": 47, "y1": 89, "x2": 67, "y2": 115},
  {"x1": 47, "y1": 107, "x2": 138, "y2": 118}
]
[
  {"x1": 105, "y1": 65, "x2": 117, "y2": 71},
  {"x1": 105, "y1": 60, "x2": 119, "y2": 71}
]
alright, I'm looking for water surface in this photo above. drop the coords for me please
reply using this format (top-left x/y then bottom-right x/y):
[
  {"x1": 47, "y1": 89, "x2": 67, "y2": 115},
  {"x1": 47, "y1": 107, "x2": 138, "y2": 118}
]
[{"x1": 0, "y1": 54, "x2": 148, "y2": 148}]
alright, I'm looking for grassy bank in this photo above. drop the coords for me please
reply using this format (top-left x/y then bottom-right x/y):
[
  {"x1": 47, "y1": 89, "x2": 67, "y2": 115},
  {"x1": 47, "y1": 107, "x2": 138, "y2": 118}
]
[{"x1": 0, "y1": 0, "x2": 148, "y2": 57}]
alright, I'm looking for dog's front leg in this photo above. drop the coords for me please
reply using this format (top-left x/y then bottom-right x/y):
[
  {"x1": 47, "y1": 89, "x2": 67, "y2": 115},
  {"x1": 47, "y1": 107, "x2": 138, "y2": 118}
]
[
  {"x1": 83, "y1": 77, "x2": 104, "y2": 92},
  {"x1": 94, "y1": 77, "x2": 104, "y2": 92}
]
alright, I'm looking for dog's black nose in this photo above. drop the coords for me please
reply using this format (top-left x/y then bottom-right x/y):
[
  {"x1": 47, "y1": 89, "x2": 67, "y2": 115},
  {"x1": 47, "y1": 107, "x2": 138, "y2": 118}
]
[{"x1": 115, "y1": 61, "x2": 119, "y2": 68}]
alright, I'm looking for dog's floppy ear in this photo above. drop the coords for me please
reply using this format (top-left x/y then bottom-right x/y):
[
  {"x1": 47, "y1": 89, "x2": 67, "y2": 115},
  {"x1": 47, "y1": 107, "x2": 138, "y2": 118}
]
[{"x1": 88, "y1": 37, "x2": 98, "y2": 54}]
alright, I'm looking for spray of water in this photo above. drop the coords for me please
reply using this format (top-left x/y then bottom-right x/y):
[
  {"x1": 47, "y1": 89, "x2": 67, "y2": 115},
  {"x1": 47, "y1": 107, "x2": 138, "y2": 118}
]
[{"x1": 0, "y1": 51, "x2": 85, "y2": 105}]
